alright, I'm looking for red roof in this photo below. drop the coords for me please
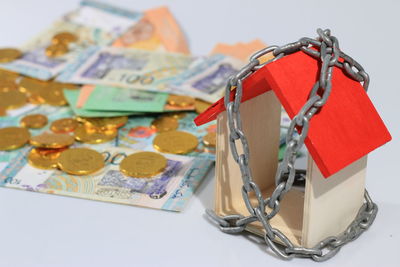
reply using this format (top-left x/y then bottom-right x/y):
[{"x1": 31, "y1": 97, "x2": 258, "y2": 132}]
[{"x1": 195, "y1": 51, "x2": 392, "y2": 178}]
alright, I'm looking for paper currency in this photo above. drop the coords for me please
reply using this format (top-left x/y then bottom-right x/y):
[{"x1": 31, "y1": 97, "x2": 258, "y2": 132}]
[
  {"x1": 63, "y1": 89, "x2": 140, "y2": 117},
  {"x1": 82, "y1": 85, "x2": 168, "y2": 112},
  {"x1": 0, "y1": 146, "x2": 213, "y2": 211},
  {"x1": 0, "y1": 1, "x2": 142, "y2": 80},
  {"x1": 80, "y1": 85, "x2": 196, "y2": 113},
  {"x1": 170, "y1": 54, "x2": 245, "y2": 103},
  {"x1": 113, "y1": 6, "x2": 190, "y2": 54},
  {"x1": 57, "y1": 46, "x2": 194, "y2": 91}
]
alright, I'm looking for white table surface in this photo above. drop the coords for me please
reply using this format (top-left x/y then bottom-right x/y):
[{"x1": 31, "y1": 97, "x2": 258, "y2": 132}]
[{"x1": 0, "y1": 1, "x2": 398, "y2": 266}]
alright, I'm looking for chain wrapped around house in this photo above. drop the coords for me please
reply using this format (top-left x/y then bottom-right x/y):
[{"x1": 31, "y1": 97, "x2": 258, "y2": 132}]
[{"x1": 194, "y1": 28, "x2": 392, "y2": 261}]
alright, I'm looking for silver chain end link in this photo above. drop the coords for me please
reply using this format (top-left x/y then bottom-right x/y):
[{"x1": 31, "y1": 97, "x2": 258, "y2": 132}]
[{"x1": 206, "y1": 28, "x2": 376, "y2": 261}]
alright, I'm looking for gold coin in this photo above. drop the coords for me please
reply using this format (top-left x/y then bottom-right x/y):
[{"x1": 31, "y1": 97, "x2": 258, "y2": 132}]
[
  {"x1": 82, "y1": 116, "x2": 128, "y2": 129},
  {"x1": 20, "y1": 114, "x2": 48, "y2": 129},
  {"x1": 51, "y1": 81, "x2": 80, "y2": 90},
  {"x1": 50, "y1": 118, "x2": 79, "y2": 133},
  {"x1": 45, "y1": 44, "x2": 69, "y2": 58},
  {"x1": 120, "y1": 151, "x2": 167, "y2": 178},
  {"x1": 0, "y1": 80, "x2": 18, "y2": 92},
  {"x1": 153, "y1": 131, "x2": 198, "y2": 154},
  {"x1": 74, "y1": 125, "x2": 117, "y2": 144},
  {"x1": 52, "y1": 32, "x2": 78, "y2": 45},
  {"x1": 27, "y1": 94, "x2": 45, "y2": 105},
  {"x1": 57, "y1": 148, "x2": 104, "y2": 176},
  {"x1": 40, "y1": 85, "x2": 67, "y2": 106},
  {"x1": 0, "y1": 127, "x2": 30, "y2": 151},
  {"x1": 167, "y1": 95, "x2": 195, "y2": 107},
  {"x1": 202, "y1": 132, "x2": 216, "y2": 147},
  {"x1": 0, "y1": 69, "x2": 19, "y2": 81},
  {"x1": 0, "y1": 107, "x2": 6, "y2": 116},
  {"x1": 195, "y1": 99, "x2": 212, "y2": 114},
  {"x1": 19, "y1": 77, "x2": 48, "y2": 95},
  {"x1": 27, "y1": 147, "x2": 65, "y2": 170},
  {"x1": 165, "y1": 112, "x2": 187, "y2": 120},
  {"x1": 0, "y1": 90, "x2": 27, "y2": 110},
  {"x1": 30, "y1": 132, "x2": 74, "y2": 149},
  {"x1": 150, "y1": 116, "x2": 179, "y2": 132},
  {"x1": 0, "y1": 48, "x2": 22, "y2": 63}
]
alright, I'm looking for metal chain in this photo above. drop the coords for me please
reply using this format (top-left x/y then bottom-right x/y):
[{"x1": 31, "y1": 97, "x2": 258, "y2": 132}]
[{"x1": 206, "y1": 28, "x2": 377, "y2": 261}]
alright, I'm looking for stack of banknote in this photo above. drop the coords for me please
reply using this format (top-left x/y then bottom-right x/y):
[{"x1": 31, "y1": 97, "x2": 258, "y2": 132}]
[{"x1": 0, "y1": 1, "x2": 289, "y2": 212}]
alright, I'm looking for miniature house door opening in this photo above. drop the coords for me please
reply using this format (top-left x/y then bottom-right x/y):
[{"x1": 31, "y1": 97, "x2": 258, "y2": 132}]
[{"x1": 214, "y1": 89, "x2": 367, "y2": 248}]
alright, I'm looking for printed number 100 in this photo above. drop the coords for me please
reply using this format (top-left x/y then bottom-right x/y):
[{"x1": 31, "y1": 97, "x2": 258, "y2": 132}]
[{"x1": 120, "y1": 74, "x2": 154, "y2": 85}]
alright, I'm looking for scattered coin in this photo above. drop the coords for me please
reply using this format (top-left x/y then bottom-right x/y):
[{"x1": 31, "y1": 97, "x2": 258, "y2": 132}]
[
  {"x1": 0, "y1": 127, "x2": 30, "y2": 151},
  {"x1": 153, "y1": 131, "x2": 198, "y2": 154},
  {"x1": 167, "y1": 95, "x2": 195, "y2": 107},
  {"x1": 74, "y1": 124, "x2": 117, "y2": 144},
  {"x1": 166, "y1": 112, "x2": 187, "y2": 119},
  {"x1": 40, "y1": 86, "x2": 67, "y2": 106},
  {"x1": 30, "y1": 132, "x2": 74, "y2": 149},
  {"x1": 27, "y1": 94, "x2": 45, "y2": 105},
  {"x1": 57, "y1": 148, "x2": 105, "y2": 175},
  {"x1": 151, "y1": 116, "x2": 179, "y2": 132},
  {"x1": 82, "y1": 116, "x2": 128, "y2": 129},
  {"x1": 120, "y1": 151, "x2": 167, "y2": 178},
  {"x1": 0, "y1": 69, "x2": 19, "y2": 81},
  {"x1": 0, "y1": 48, "x2": 22, "y2": 63},
  {"x1": 52, "y1": 32, "x2": 78, "y2": 45},
  {"x1": 19, "y1": 76, "x2": 48, "y2": 95},
  {"x1": 20, "y1": 114, "x2": 48, "y2": 129},
  {"x1": 28, "y1": 147, "x2": 66, "y2": 170},
  {"x1": 194, "y1": 99, "x2": 212, "y2": 114},
  {"x1": 45, "y1": 43, "x2": 69, "y2": 58},
  {"x1": 202, "y1": 132, "x2": 216, "y2": 147},
  {"x1": 52, "y1": 81, "x2": 80, "y2": 90},
  {"x1": 0, "y1": 80, "x2": 18, "y2": 92},
  {"x1": 0, "y1": 90, "x2": 27, "y2": 110},
  {"x1": 51, "y1": 118, "x2": 79, "y2": 133}
]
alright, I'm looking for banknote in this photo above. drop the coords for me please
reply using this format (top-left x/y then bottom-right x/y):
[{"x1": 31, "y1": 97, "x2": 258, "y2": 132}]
[
  {"x1": 210, "y1": 39, "x2": 269, "y2": 61},
  {"x1": 56, "y1": 46, "x2": 194, "y2": 92},
  {"x1": 0, "y1": 146, "x2": 213, "y2": 211},
  {"x1": 83, "y1": 85, "x2": 168, "y2": 112},
  {"x1": 81, "y1": 85, "x2": 195, "y2": 113},
  {"x1": 113, "y1": 6, "x2": 190, "y2": 54},
  {"x1": 0, "y1": 1, "x2": 142, "y2": 80},
  {"x1": 118, "y1": 112, "x2": 217, "y2": 160},
  {"x1": 63, "y1": 89, "x2": 141, "y2": 117},
  {"x1": 170, "y1": 54, "x2": 245, "y2": 103}
]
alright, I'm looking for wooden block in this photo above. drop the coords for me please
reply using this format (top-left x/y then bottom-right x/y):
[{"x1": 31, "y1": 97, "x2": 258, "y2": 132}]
[
  {"x1": 302, "y1": 156, "x2": 367, "y2": 247},
  {"x1": 215, "y1": 91, "x2": 305, "y2": 246}
]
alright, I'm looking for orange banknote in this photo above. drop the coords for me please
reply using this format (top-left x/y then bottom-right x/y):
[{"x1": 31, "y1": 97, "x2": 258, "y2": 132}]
[
  {"x1": 113, "y1": 6, "x2": 190, "y2": 55},
  {"x1": 210, "y1": 39, "x2": 273, "y2": 62}
]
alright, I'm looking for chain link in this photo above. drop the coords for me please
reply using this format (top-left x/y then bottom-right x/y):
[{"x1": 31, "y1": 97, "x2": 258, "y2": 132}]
[{"x1": 208, "y1": 28, "x2": 377, "y2": 261}]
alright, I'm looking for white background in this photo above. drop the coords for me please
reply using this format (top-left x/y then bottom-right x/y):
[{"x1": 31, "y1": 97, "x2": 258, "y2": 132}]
[{"x1": 0, "y1": 0, "x2": 399, "y2": 266}]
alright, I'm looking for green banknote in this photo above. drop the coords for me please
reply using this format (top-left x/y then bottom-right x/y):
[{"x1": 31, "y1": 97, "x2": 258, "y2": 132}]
[
  {"x1": 63, "y1": 89, "x2": 140, "y2": 117},
  {"x1": 83, "y1": 85, "x2": 169, "y2": 112}
]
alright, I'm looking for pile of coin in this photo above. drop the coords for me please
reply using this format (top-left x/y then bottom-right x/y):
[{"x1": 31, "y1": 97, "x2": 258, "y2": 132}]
[
  {"x1": 45, "y1": 32, "x2": 78, "y2": 58},
  {"x1": 0, "y1": 48, "x2": 22, "y2": 63},
  {"x1": 0, "y1": 72, "x2": 80, "y2": 116},
  {"x1": 150, "y1": 110, "x2": 216, "y2": 154}
]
